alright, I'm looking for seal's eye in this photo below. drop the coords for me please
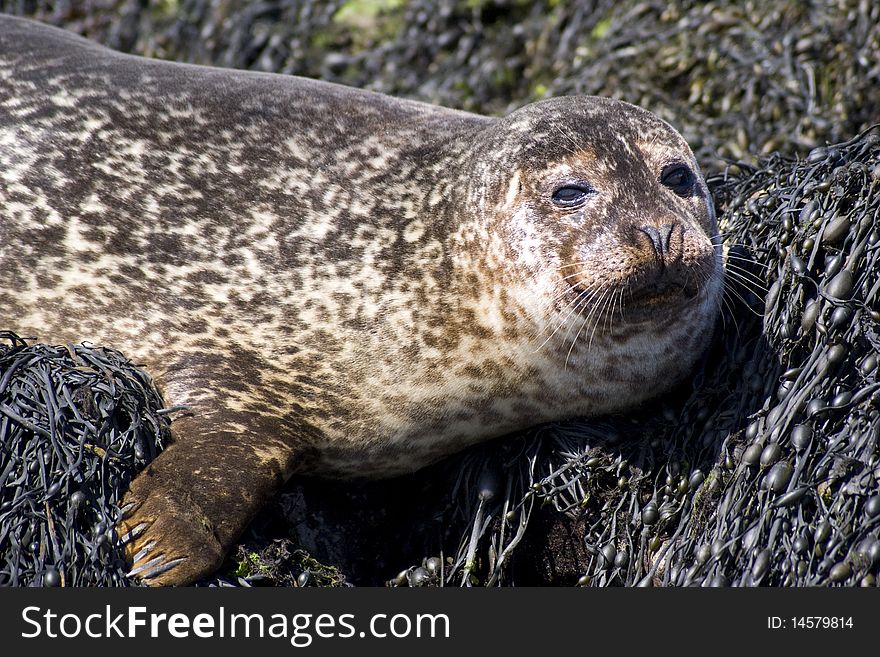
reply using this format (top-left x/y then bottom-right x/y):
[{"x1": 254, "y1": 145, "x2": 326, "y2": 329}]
[
  {"x1": 660, "y1": 164, "x2": 694, "y2": 196},
  {"x1": 551, "y1": 184, "x2": 593, "y2": 208}
]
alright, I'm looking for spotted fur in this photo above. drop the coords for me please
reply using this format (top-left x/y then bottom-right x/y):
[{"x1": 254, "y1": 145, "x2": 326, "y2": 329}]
[{"x1": 0, "y1": 16, "x2": 722, "y2": 585}]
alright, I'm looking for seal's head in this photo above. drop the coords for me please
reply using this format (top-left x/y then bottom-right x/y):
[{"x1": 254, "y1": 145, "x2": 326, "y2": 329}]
[{"x1": 465, "y1": 96, "x2": 722, "y2": 411}]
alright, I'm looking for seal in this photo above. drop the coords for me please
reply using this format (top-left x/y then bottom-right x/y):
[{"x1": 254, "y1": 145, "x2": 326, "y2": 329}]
[{"x1": 0, "y1": 16, "x2": 723, "y2": 585}]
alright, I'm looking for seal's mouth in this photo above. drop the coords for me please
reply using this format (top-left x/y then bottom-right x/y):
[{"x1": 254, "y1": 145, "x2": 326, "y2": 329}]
[
  {"x1": 623, "y1": 285, "x2": 703, "y2": 323},
  {"x1": 629, "y1": 276, "x2": 703, "y2": 306},
  {"x1": 565, "y1": 275, "x2": 704, "y2": 326}
]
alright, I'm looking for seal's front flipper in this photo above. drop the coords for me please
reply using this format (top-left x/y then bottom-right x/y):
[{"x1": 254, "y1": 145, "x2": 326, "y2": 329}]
[
  {"x1": 117, "y1": 415, "x2": 297, "y2": 586},
  {"x1": 119, "y1": 461, "x2": 225, "y2": 585}
]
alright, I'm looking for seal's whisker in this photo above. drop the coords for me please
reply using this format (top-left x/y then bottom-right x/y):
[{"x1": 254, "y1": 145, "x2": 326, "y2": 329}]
[
  {"x1": 551, "y1": 274, "x2": 602, "y2": 305},
  {"x1": 561, "y1": 289, "x2": 598, "y2": 366},
  {"x1": 723, "y1": 282, "x2": 764, "y2": 312},
  {"x1": 547, "y1": 293, "x2": 593, "y2": 358},
  {"x1": 715, "y1": 262, "x2": 749, "y2": 333},
  {"x1": 617, "y1": 285, "x2": 628, "y2": 325},
  {"x1": 603, "y1": 288, "x2": 619, "y2": 335},
  {"x1": 724, "y1": 264, "x2": 770, "y2": 295},
  {"x1": 587, "y1": 288, "x2": 615, "y2": 352},
  {"x1": 536, "y1": 282, "x2": 589, "y2": 324},
  {"x1": 681, "y1": 268, "x2": 694, "y2": 299},
  {"x1": 723, "y1": 251, "x2": 772, "y2": 271},
  {"x1": 722, "y1": 280, "x2": 765, "y2": 317},
  {"x1": 607, "y1": 288, "x2": 623, "y2": 336},
  {"x1": 696, "y1": 268, "x2": 730, "y2": 333},
  {"x1": 564, "y1": 300, "x2": 596, "y2": 368},
  {"x1": 535, "y1": 284, "x2": 602, "y2": 353},
  {"x1": 544, "y1": 277, "x2": 599, "y2": 313},
  {"x1": 717, "y1": 285, "x2": 738, "y2": 337},
  {"x1": 710, "y1": 232, "x2": 741, "y2": 244},
  {"x1": 724, "y1": 258, "x2": 769, "y2": 283},
  {"x1": 556, "y1": 269, "x2": 596, "y2": 286},
  {"x1": 555, "y1": 286, "x2": 605, "y2": 353},
  {"x1": 724, "y1": 255, "x2": 772, "y2": 274},
  {"x1": 535, "y1": 292, "x2": 589, "y2": 352},
  {"x1": 609, "y1": 287, "x2": 623, "y2": 334},
  {"x1": 566, "y1": 287, "x2": 611, "y2": 367},
  {"x1": 724, "y1": 275, "x2": 769, "y2": 303},
  {"x1": 724, "y1": 267, "x2": 771, "y2": 288}
]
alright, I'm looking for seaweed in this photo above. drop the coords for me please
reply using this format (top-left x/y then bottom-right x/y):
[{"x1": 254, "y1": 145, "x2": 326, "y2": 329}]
[{"x1": 0, "y1": 335, "x2": 169, "y2": 586}]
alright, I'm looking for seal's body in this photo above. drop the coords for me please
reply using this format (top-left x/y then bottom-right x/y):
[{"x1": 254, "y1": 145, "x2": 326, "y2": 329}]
[{"x1": 0, "y1": 16, "x2": 722, "y2": 585}]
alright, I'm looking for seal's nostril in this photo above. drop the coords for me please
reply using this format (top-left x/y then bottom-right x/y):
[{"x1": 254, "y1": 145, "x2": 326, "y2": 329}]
[
  {"x1": 638, "y1": 223, "x2": 676, "y2": 257},
  {"x1": 639, "y1": 226, "x2": 663, "y2": 255}
]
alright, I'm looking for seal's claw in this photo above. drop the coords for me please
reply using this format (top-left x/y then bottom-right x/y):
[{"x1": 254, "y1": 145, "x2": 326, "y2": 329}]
[
  {"x1": 119, "y1": 523, "x2": 148, "y2": 544},
  {"x1": 118, "y1": 464, "x2": 225, "y2": 586},
  {"x1": 131, "y1": 540, "x2": 156, "y2": 564},
  {"x1": 128, "y1": 555, "x2": 188, "y2": 580},
  {"x1": 127, "y1": 554, "x2": 170, "y2": 578},
  {"x1": 141, "y1": 557, "x2": 189, "y2": 581}
]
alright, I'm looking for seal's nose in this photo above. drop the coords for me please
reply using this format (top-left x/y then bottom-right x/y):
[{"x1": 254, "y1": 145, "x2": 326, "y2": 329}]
[{"x1": 638, "y1": 223, "x2": 676, "y2": 259}]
